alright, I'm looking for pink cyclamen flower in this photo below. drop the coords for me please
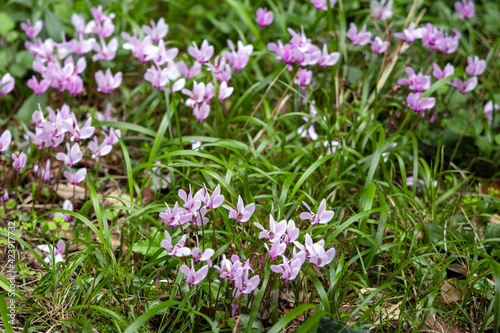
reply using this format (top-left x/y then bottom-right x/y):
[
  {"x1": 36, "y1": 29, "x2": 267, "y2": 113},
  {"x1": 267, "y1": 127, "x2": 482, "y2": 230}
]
[
  {"x1": 256, "y1": 8, "x2": 274, "y2": 27},
  {"x1": 397, "y1": 67, "x2": 431, "y2": 92},
  {"x1": 176, "y1": 61, "x2": 201, "y2": 79},
  {"x1": 51, "y1": 199, "x2": 73, "y2": 222},
  {"x1": 222, "y1": 40, "x2": 253, "y2": 72},
  {"x1": 234, "y1": 270, "x2": 260, "y2": 295},
  {"x1": 271, "y1": 254, "x2": 306, "y2": 281},
  {"x1": 92, "y1": 38, "x2": 118, "y2": 62},
  {"x1": 371, "y1": 0, "x2": 393, "y2": 20},
  {"x1": 484, "y1": 101, "x2": 499, "y2": 126},
  {"x1": 161, "y1": 231, "x2": 191, "y2": 257},
  {"x1": 432, "y1": 63, "x2": 455, "y2": 80},
  {"x1": 455, "y1": 0, "x2": 475, "y2": 20},
  {"x1": 0, "y1": 130, "x2": 11, "y2": 153},
  {"x1": 300, "y1": 199, "x2": 335, "y2": 225},
  {"x1": 406, "y1": 176, "x2": 437, "y2": 189},
  {"x1": 298, "y1": 104, "x2": 320, "y2": 141},
  {"x1": 347, "y1": 23, "x2": 372, "y2": 46},
  {"x1": 21, "y1": 19, "x2": 43, "y2": 39},
  {"x1": 95, "y1": 69, "x2": 122, "y2": 93},
  {"x1": 406, "y1": 92, "x2": 435, "y2": 113},
  {"x1": 394, "y1": 22, "x2": 423, "y2": 44},
  {"x1": 310, "y1": 0, "x2": 337, "y2": 10},
  {"x1": 318, "y1": 45, "x2": 339, "y2": 67},
  {"x1": 90, "y1": 5, "x2": 115, "y2": 24},
  {"x1": 91, "y1": 18, "x2": 115, "y2": 39},
  {"x1": 12, "y1": 152, "x2": 27, "y2": 171},
  {"x1": 382, "y1": 142, "x2": 398, "y2": 163},
  {"x1": 324, "y1": 140, "x2": 341, "y2": 155},
  {"x1": 193, "y1": 103, "x2": 211, "y2": 122},
  {"x1": 64, "y1": 168, "x2": 87, "y2": 185},
  {"x1": 103, "y1": 128, "x2": 121, "y2": 146},
  {"x1": 182, "y1": 81, "x2": 208, "y2": 107},
  {"x1": 254, "y1": 215, "x2": 287, "y2": 243},
  {"x1": 27, "y1": 76, "x2": 50, "y2": 95},
  {"x1": 188, "y1": 40, "x2": 214, "y2": 64},
  {"x1": 304, "y1": 234, "x2": 336, "y2": 268},
  {"x1": 283, "y1": 220, "x2": 300, "y2": 244},
  {"x1": 142, "y1": 18, "x2": 169, "y2": 43},
  {"x1": 195, "y1": 184, "x2": 225, "y2": 210},
  {"x1": 218, "y1": 81, "x2": 234, "y2": 102},
  {"x1": 38, "y1": 240, "x2": 65, "y2": 266},
  {"x1": 178, "y1": 185, "x2": 202, "y2": 213},
  {"x1": 264, "y1": 240, "x2": 287, "y2": 260},
  {"x1": 191, "y1": 246, "x2": 214, "y2": 265},
  {"x1": 68, "y1": 116, "x2": 95, "y2": 141},
  {"x1": 71, "y1": 14, "x2": 87, "y2": 35},
  {"x1": 295, "y1": 69, "x2": 313, "y2": 87},
  {"x1": 371, "y1": 37, "x2": 389, "y2": 54},
  {"x1": 34, "y1": 160, "x2": 53, "y2": 182},
  {"x1": 0, "y1": 73, "x2": 15, "y2": 96},
  {"x1": 206, "y1": 56, "x2": 232, "y2": 82},
  {"x1": 56, "y1": 142, "x2": 83, "y2": 166},
  {"x1": 223, "y1": 195, "x2": 255, "y2": 223},
  {"x1": 180, "y1": 260, "x2": 209, "y2": 286},
  {"x1": 465, "y1": 56, "x2": 486, "y2": 76},
  {"x1": 449, "y1": 76, "x2": 478, "y2": 94},
  {"x1": 144, "y1": 65, "x2": 170, "y2": 89},
  {"x1": 160, "y1": 202, "x2": 192, "y2": 228},
  {"x1": 144, "y1": 40, "x2": 179, "y2": 66},
  {"x1": 88, "y1": 136, "x2": 112, "y2": 159}
]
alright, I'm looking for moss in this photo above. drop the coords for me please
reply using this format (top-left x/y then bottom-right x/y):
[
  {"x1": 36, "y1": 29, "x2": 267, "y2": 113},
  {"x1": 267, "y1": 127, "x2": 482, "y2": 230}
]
[{"x1": 87, "y1": 296, "x2": 126, "y2": 333}]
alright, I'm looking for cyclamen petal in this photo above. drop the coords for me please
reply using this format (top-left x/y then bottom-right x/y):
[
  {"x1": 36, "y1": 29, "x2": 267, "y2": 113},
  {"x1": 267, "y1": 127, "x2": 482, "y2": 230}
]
[
  {"x1": 256, "y1": 8, "x2": 274, "y2": 27},
  {"x1": 371, "y1": 0, "x2": 393, "y2": 20},
  {"x1": 371, "y1": 36, "x2": 389, "y2": 54},
  {"x1": 0, "y1": 130, "x2": 12, "y2": 153},
  {"x1": 465, "y1": 56, "x2": 486, "y2": 76},
  {"x1": 95, "y1": 69, "x2": 122, "y2": 93},
  {"x1": 455, "y1": 0, "x2": 475, "y2": 20},
  {"x1": 484, "y1": 101, "x2": 499, "y2": 126},
  {"x1": 347, "y1": 23, "x2": 372, "y2": 46}
]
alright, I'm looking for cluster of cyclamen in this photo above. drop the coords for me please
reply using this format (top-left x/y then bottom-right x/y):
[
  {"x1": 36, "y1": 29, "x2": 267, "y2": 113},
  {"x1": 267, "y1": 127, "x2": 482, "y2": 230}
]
[
  {"x1": 0, "y1": 130, "x2": 27, "y2": 173},
  {"x1": 158, "y1": 184, "x2": 336, "y2": 314},
  {"x1": 20, "y1": 6, "x2": 121, "y2": 96},
  {"x1": 347, "y1": 23, "x2": 390, "y2": 54},
  {"x1": 121, "y1": 18, "x2": 252, "y2": 122},
  {"x1": 158, "y1": 184, "x2": 261, "y2": 308},
  {"x1": 259, "y1": 199, "x2": 336, "y2": 281},
  {"x1": 397, "y1": 55, "x2": 486, "y2": 119},
  {"x1": 27, "y1": 104, "x2": 119, "y2": 186}
]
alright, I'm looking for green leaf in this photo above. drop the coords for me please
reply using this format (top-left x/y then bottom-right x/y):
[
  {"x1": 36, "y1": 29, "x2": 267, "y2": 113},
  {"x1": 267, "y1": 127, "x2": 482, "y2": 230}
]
[
  {"x1": 123, "y1": 300, "x2": 176, "y2": 333},
  {"x1": 33, "y1": 272, "x2": 53, "y2": 296},
  {"x1": 494, "y1": 133, "x2": 500, "y2": 145},
  {"x1": 0, "y1": 12, "x2": 15, "y2": 34},
  {"x1": 16, "y1": 93, "x2": 47, "y2": 123},
  {"x1": 317, "y1": 317, "x2": 369, "y2": 332},
  {"x1": 267, "y1": 304, "x2": 316, "y2": 333},
  {"x1": 0, "y1": 294, "x2": 13, "y2": 333},
  {"x1": 484, "y1": 224, "x2": 500, "y2": 240},
  {"x1": 43, "y1": 9, "x2": 65, "y2": 42},
  {"x1": 131, "y1": 228, "x2": 165, "y2": 257},
  {"x1": 240, "y1": 314, "x2": 265, "y2": 333}
]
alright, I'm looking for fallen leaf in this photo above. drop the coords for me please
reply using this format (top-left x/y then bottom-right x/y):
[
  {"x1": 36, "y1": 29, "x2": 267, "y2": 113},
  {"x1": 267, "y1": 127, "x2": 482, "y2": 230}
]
[
  {"x1": 103, "y1": 188, "x2": 132, "y2": 208},
  {"x1": 446, "y1": 263, "x2": 467, "y2": 277},
  {"x1": 440, "y1": 281, "x2": 461, "y2": 304},
  {"x1": 55, "y1": 183, "x2": 86, "y2": 201},
  {"x1": 424, "y1": 312, "x2": 466, "y2": 333}
]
